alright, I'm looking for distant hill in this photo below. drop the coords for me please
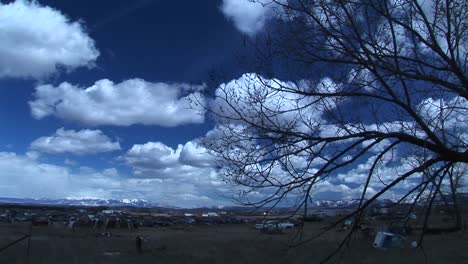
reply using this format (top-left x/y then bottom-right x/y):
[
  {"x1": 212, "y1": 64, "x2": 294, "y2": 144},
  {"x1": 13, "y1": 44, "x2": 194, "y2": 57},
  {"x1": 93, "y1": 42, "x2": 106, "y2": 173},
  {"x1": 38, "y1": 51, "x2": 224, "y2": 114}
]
[{"x1": 0, "y1": 197, "x2": 177, "y2": 209}]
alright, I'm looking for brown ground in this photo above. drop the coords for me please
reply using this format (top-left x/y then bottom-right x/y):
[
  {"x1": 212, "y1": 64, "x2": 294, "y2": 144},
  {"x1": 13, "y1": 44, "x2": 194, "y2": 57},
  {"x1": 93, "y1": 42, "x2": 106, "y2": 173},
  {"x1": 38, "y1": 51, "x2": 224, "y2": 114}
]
[{"x1": 0, "y1": 222, "x2": 467, "y2": 264}]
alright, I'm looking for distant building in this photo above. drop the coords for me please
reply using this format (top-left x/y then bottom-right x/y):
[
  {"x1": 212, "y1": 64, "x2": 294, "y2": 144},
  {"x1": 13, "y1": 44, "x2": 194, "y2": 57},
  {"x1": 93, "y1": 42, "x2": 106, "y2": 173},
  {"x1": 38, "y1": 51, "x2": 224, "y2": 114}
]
[{"x1": 202, "y1": 212, "x2": 219, "y2": 217}]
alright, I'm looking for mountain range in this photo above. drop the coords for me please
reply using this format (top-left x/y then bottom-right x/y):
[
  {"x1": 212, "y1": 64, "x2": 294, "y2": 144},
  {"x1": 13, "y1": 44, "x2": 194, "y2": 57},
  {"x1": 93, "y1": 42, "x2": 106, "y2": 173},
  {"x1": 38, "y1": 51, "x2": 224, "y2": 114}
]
[
  {"x1": 0, "y1": 197, "x2": 397, "y2": 209},
  {"x1": 0, "y1": 197, "x2": 169, "y2": 208}
]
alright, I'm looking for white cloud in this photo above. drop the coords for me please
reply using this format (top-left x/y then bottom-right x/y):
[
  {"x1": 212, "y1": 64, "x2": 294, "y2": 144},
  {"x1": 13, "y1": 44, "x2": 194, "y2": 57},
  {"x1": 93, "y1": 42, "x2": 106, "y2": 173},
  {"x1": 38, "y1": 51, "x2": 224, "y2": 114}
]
[
  {"x1": 212, "y1": 73, "x2": 297, "y2": 123},
  {"x1": 179, "y1": 141, "x2": 216, "y2": 167},
  {"x1": 0, "y1": 150, "x2": 232, "y2": 207},
  {"x1": 124, "y1": 142, "x2": 181, "y2": 173},
  {"x1": 0, "y1": 152, "x2": 71, "y2": 199},
  {"x1": 64, "y1": 158, "x2": 78, "y2": 166},
  {"x1": 0, "y1": 0, "x2": 99, "y2": 79},
  {"x1": 220, "y1": 0, "x2": 280, "y2": 36},
  {"x1": 29, "y1": 78, "x2": 206, "y2": 127},
  {"x1": 211, "y1": 73, "x2": 340, "y2": 134},
  {"x1": 30, "y1": 128, "x2": 121, "y2": 154},
  {"x1": 418, "y1": 96, "x2": 468, "y2": 147},
  {"x1": 0, "y1": 152, "x2": 127, "y2": 201},
  {"x1": 207, "y1": 73, "x2": 467, "y2": 203},
  {"x1": 120, "y1": 140, "x2": 233, "y2": 205},
  {"x1": 122, "y1": 140, "x2": 216, "y2": 178}
]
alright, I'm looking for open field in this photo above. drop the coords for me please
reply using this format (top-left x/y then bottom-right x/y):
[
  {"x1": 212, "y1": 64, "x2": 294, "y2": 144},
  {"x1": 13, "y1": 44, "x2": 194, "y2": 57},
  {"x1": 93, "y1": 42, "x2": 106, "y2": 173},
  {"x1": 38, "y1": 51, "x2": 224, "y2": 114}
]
[{"x1": 0, "y1": 222, "x2": 467, "y2": 264}]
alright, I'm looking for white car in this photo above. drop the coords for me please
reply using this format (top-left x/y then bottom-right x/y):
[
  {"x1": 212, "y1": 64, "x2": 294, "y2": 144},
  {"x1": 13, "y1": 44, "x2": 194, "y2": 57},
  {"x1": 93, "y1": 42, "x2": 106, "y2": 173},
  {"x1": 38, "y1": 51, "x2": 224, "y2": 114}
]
[{"x1": 255, "y1": 220, "x2": 294, "y2": 232}]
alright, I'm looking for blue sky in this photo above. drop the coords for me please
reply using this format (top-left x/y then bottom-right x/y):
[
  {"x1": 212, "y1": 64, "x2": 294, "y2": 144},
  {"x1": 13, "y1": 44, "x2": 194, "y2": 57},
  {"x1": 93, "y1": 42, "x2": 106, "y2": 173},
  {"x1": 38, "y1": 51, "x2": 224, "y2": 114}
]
[
  {"x1": 1, "y1": 0, "x2": 243, "y2": 149},
  {"x1": 0, "y1": 0, "x2": 274, "y2": 207},
  {"x1": 1, "y1": 0, "x2": 464, "y2": 207}
]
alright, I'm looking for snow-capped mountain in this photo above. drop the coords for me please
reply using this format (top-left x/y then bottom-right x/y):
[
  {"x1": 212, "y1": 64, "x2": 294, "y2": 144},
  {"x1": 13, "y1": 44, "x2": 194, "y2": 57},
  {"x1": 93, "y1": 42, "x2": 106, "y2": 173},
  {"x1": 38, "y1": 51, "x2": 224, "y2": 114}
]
[
  {"x1": 312, "y1": 199, "x2": 359, "y2": 208},
  {"x1": 0, "y1": 197, "x2": 172, "y2": 208},
  {"x1": 311, "y1": 198, "x2": 400, "y2": 208}
]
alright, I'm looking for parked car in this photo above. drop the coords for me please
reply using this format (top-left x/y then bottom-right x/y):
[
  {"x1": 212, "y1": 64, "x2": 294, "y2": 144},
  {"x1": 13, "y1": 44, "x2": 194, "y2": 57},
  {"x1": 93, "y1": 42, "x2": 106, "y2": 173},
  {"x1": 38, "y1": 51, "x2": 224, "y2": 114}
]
[{"x1": 255, "y1": 220, "x2": 294, "y2": 233}]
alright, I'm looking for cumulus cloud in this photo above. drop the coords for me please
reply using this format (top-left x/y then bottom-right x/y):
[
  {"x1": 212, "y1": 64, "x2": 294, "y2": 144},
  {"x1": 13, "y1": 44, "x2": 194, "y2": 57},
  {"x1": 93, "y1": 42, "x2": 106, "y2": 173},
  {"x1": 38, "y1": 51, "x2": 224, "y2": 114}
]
[
  {"x1": 122, "y1": 140, "x2": 216, "y2": 178},
  {"x1": 120, "y1": 140, "x2": 230, "y2": 206},
  {"x1": 30, "y1": 128, "x2": 121, "y2": 154},
  {"x1": 0, "y1": 152, "x2": 71, "y2": 199},
  {"x1": 120, "y1": 141, "x2": 238, "y2": 205},
  {"x1": 29, "y1": 78, "x2": 206, "y2": 127},
  {"x1": 179, "y1": 141, "x2": 216, "y2": 168},
  {"x1": 0, "y1": 150, "x2": 231, "y2": 207},
  {"x1": 119, "y1": 140, "x2": 238, "y2": 205},
  {"x1": 124, "y1": 142, "x2": 181, "y2": 173},
  {"x1": 211, "y1": 73, "x2": 341, "y2": 134},
  {"x1": 0, "y1": 0, "x2": 99, "y2": 79},
  {"x1": 220, "y1": 0, "x2": 282, "y2": 36},
  {"x1": 417, "y1": 96, "x2": 467, "y2": 149},
  {"x1": 0, "y1": 151, "x2": 128, "y2": 201},
  {"x1": 207, "y1": 73, "x2": 466, "y2": 203}
]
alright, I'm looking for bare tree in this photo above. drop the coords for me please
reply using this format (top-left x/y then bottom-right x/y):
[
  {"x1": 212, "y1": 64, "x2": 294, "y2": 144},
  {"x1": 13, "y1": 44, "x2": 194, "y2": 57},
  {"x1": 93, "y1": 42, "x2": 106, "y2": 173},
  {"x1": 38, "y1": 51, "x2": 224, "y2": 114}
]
[
  {"x1": 205, "y1": 0, "x2": 467, "y2": 256},
  {"x1": 445, "y1": 163, "x2": 467, "y2": 230}
]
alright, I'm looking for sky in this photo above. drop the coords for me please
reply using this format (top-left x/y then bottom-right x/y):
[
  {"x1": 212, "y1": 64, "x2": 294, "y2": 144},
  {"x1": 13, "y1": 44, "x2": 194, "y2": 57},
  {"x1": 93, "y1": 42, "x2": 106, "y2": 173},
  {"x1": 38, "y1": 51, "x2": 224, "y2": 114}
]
[
  {"x1": 0, "y1": 0, "x2": 281, "y2": 207},
  {"x1": 0, "y1": 0, "x2": 464, "y2": 207}
]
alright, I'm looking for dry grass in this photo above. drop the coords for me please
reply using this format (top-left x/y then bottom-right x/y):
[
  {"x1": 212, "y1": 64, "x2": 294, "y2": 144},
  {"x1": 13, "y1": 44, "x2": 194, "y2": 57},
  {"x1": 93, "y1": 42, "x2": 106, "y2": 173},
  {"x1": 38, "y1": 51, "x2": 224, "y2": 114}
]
[{"x1": 0, "y1": 222, "x2": 467, "y2": 264}]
